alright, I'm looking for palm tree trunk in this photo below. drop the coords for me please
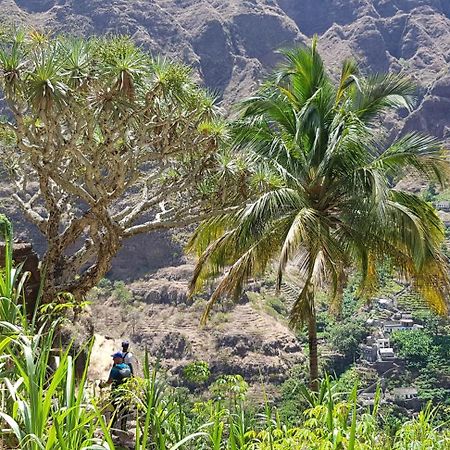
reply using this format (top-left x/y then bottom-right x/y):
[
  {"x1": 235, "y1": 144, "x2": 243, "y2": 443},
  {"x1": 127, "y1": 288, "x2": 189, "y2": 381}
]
[{"x1": 308, "y1": 311, "x2": 319, "y2": 391}]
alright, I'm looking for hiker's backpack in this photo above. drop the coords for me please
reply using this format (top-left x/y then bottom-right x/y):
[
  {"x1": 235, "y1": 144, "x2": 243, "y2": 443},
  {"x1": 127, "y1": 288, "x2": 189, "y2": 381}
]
[
  {"x1": 122, "y1": 351, "x2": 134, "y2": 375},
  {"x1": 117, "y1": 365, "x2": 131, "y2": 382}
]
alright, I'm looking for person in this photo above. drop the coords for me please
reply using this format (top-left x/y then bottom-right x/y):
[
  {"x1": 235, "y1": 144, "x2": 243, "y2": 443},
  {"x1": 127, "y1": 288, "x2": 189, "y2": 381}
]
[
  {"x1": 100, "y1": 352, "x2": 131, "y2": 431},
  {"x1": 121, "y1": 340, "x2": 135, "y2": 376}
]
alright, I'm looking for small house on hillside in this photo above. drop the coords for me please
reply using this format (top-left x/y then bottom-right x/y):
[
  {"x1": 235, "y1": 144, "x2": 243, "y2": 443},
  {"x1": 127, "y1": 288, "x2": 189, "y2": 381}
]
[
  {"x1": 435, "y1": 201, "x2": 450, "y2": 211},
  {"x1": 390, "y1": 387, "x2": 421, "y2": 411},
  {"x1": 377, "y1": 298, "x2": 394, "y2": 310},
  {"x1": 400, "y1": 317, "x2": 414, "y2": 328},
  {"x1": 379, "y1": 348, "x2": 395, "y2": 361},
  {"x1": 383, "y1": 321, "x2": 403, "y2": 334},
  {"x1": 376, "y1": 338, "x2": 390, "y2": 349},
  {"x1": 360, "y1": 344, "x2": 377, "y2": 363},
  {"x1": 392, "y1": 387, "x2": 418, "y2": 401}
]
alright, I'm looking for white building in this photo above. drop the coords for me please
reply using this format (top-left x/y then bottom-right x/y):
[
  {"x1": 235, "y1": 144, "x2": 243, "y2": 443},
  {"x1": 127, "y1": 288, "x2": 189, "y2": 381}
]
[
  {"x1": 379, "y1": 348, "x2": 395, "y2": 361},
  {"x1": 392, "y1": 387, "x2": 418, "y2": 401}
]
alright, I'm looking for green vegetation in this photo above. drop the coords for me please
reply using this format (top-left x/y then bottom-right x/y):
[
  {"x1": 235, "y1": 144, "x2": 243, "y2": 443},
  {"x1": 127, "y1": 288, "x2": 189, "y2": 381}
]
[
  {"x1": 0, "y1": 214, "x2": 26, "y2": 324},
  {"x1": 187, "y1": 40, "x2": 450, "y2": 391},
  {"x1": 326, "y1": 319, "x2": 367, "y2": 362},
  {"x1": 390, "y1": 328, "x2": 450, "y2": 405},
  {"x1": 0, "y1": 30, "x2": 249, "y2": 303},
  {"x1": 183, "y1": 360, "x2": 211, "y2": 385},
  {"x1": 391, "y1": 329, "x2": 433, "y2": 367},
  {"x1": 0, "y1": 214, "x2": 450, "y2": 450},
  {"x1": 112, "y1": 281, "x2": 134, "y2": 305},
  {"x1": 1, "y1": 26, "x2": 450, "y2": 447}
]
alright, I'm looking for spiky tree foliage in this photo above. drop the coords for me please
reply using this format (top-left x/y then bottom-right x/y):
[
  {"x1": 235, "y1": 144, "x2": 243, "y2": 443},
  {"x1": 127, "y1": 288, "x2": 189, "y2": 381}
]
[
  {"x1": 187, "y1": 40, "x2": 450, "y2": 390},
  {"x1": 0, "y1": 31, "x2": 249, "y2": 301}
]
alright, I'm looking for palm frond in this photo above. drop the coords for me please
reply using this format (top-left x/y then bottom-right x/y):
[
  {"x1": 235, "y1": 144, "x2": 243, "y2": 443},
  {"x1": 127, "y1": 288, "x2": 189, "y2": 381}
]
[
  {"x1": 336, "y1": 58, "x2": 359, "y2": 105},
  {"x1": 277, "y1": 207, "x2": 318, "y2": 289},
  {"x1": 289, "y1": 278, "x2": 314, "y2": 328},
  {"x1": 200, "y1": 224, "x2": 286, "y2": 325},
  {"x1": 350, "y1": 73, "x2": 416, "y2": 123},
  {"x1": 188, "y1": 227, "x2": 238, "y2": 296},
  {"x1": 186, "y1": 213, "x2": 239, "y2": 256},
  {"x1": 371, "y1": 132, "x2": 450, "y2": 186}
]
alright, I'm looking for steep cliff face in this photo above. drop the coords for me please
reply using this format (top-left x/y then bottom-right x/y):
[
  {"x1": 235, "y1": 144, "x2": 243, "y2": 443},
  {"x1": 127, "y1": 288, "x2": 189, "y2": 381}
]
[{"x1": 1, "y1": 0, "x2": 449, "y2": 140}]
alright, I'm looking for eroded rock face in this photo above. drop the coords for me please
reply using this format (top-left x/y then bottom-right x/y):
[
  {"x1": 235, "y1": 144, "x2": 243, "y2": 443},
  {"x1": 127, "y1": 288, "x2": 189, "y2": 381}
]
[
  {"x1": 154, "y1": 332, "x2": 191, "y2": 359},
  {"x1": 15, "y1": 0, "x2": 56, "y2": 13},
  {"x1": 0, "y1": 242, "x2": 41, "y2": 312},
  {"x1": 90, "y1": 265, "x2": 305, "y2": 385},
  {"x1": 403, "y1": 75, "x2": 450, "y2": 139},
  {"x1": 1, "y1": 0, "x2": 447, "y2": 131}
]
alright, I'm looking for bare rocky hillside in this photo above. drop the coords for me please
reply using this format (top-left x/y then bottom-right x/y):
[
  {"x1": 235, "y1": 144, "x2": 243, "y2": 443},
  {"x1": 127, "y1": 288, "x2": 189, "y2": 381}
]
[
  {"x1": 85, "y1": 264, "x2": 304, "y2": 390},
  {"x1": 1, "y1": 0, "x2": 449, "y2": 137}
]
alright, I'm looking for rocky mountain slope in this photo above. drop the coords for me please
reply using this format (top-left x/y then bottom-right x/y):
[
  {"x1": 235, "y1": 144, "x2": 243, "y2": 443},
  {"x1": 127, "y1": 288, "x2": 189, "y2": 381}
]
[
  {"x1": 2, "y1": 0, "x2": 450, "y2": 274},
  {"x1": 1, "y1": 0, "x2": 449, "y2": 137},
  {"x1": 85, "y1": 264, "x2": 304, "y2": 391}
]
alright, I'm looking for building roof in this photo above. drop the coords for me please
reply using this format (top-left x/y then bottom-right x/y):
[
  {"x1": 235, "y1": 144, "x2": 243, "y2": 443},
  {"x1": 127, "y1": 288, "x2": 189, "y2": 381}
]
[
  {"x1": 392, "y1": 387, "x2": 418, "y2": 395},
  {"x1": 383, "y1": 321, "x2": 402, "y2": 327},
  {"x1": 360, "y1": 392, "x2": 376, "y2": 398},
  {"x1": 379, "y1": 348, "x2": 395, "y2": 355}
]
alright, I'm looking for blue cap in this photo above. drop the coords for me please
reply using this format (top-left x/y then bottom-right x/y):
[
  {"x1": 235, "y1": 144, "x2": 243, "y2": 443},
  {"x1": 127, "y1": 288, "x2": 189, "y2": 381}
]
[{"x1": 111, "y1": 351, "x2": 123, "y2": 359}]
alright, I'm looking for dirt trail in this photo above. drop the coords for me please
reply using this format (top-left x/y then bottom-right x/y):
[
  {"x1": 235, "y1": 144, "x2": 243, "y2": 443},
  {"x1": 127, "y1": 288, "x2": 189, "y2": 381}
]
[{"x1": 87, "y1": 333, "x2": 121, "y2": 381}]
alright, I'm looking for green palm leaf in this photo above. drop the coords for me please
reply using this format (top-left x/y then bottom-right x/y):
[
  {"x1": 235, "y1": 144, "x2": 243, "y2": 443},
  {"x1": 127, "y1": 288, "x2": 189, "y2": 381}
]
[{"x1": 188, "y1": 39, "x2": 450, "y2": 389}]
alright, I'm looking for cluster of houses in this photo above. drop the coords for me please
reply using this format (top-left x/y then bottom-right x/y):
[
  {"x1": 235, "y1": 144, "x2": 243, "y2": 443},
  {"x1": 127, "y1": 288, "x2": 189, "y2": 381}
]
[
  {"x1": 358, "y1": 297, "x2": 423, "y2": 410},
  {"x1": 361, "y1": 311, "x2": 423, "y2": 366},
  {"x1": 434, "y1": 200, "x2": 450, "y2": 227}
]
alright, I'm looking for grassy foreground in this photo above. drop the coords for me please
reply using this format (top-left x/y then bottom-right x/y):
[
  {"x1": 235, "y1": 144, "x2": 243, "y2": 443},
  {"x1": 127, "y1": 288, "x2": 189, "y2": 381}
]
[{"x1": 1, "y1": 220, "x2": 450, "y2": 449}]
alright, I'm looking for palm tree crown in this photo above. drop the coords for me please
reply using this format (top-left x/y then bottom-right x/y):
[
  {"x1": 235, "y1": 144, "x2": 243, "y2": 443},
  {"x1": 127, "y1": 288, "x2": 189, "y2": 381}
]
[{"x1": 187, "y1": 40, "x2": 450, "y2": 387}]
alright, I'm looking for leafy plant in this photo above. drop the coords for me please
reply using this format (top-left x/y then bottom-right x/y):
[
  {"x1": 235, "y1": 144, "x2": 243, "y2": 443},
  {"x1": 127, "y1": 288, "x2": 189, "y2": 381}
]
[
  {"x1": 187, "y1": 39, "x2": 450, "y2": 392},
  {"x1": 0, "y1": 214, "x2": 27, "y2": 326},
  {"x1": 210, "y1": 374, "x2": 249, "y2": 404},
  {"x1": 112, "y1": 281, "x2": 133, "y2": 305},
  {"x1": 391, "y1": 329, "x2": 433, "y2": 368},
  {"x1": 183, "y1": 360, "x2": 211, "y2": 385}
]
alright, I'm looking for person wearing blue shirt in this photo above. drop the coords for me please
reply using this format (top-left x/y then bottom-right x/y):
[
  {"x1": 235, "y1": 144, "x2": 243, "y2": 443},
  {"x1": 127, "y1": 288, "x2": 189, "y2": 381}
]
[{"x1": 100, "y1": 352, "x2": 131, "y2": 430}]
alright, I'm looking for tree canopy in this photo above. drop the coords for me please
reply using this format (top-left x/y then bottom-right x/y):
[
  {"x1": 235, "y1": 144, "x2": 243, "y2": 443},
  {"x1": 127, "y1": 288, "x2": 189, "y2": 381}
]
[
  {"x1": 187, "y1": 40, "x2": 450, "y2": 388},
  {"x1": 0, "y1": 31, "x2": 252, "y2": 300}
]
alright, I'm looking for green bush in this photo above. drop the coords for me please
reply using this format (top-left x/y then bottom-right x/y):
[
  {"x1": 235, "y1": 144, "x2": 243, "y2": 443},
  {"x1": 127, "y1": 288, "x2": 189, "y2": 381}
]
[
  {"x1": 265, "y1": 296, "x2": 289, "y2": 317},
  {"x1": 112, "y1": 280, "x2": 133, "y2": 304},
  {"x1": 210, "y1": 374, "x2": 248, "y2": 403},
  {"x1": 391, "y1": 329, "x2": 433, "y2": 367},
  {"x1": 183, "y1": 360, "x2": 211, "y2": 384},
  {"x1": 326, "y1": 319, "x2": 367, "y2": 362}
]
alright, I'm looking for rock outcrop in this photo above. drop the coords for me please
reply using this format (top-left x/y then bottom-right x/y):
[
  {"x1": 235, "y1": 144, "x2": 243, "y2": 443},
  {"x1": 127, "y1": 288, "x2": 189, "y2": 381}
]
[
  {"x1": 0, "y1": 241, "x2": 41, "y2": 312},
  {"x1": 88, "y1": 265, "x2": 304, "y2": 385},
  {"x1": 0, "y1": 1, "x2": 448, "y2": 138}
]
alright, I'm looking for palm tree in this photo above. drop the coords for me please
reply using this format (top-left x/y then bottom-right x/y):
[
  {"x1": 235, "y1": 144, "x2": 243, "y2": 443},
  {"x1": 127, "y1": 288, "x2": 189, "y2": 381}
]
[{"x1": 187, "y1": 40, "x2": 450, "y2": 390}]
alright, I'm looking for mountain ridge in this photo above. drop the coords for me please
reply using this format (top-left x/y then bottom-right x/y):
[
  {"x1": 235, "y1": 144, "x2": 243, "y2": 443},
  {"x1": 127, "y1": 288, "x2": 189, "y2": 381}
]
[{"x1": 0, "y1": 1, "x2": 449, "y2": 138}]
